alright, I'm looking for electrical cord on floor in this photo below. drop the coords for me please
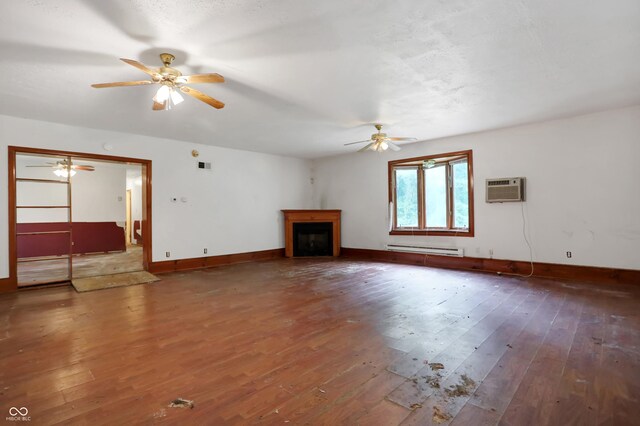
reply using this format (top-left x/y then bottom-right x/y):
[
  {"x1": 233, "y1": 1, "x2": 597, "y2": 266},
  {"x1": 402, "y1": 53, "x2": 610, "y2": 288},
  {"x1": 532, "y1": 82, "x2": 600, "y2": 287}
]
[{"x1": 518, "y1": 201, "x2": 534, "y2": 278}]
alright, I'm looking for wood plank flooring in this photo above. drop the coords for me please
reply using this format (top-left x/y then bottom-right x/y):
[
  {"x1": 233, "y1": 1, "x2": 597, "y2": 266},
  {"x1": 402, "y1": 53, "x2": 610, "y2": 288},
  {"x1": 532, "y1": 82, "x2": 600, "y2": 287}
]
[{"x1": 1, "y1": 258, "x2": 639, "y2": 425}]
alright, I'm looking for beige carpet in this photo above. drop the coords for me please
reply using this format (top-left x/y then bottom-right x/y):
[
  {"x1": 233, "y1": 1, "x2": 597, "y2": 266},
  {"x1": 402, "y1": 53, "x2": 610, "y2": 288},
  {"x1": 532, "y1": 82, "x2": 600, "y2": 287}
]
[{"x1": 72, "y1": 271, "x2": 159, "y2": 292}]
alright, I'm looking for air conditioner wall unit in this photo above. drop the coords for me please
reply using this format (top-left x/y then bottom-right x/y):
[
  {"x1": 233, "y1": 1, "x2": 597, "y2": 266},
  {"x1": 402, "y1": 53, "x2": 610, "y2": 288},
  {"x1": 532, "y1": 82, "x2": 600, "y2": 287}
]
[{"x1": 486, "y1": 177, "x2": 525, "y2": 203}]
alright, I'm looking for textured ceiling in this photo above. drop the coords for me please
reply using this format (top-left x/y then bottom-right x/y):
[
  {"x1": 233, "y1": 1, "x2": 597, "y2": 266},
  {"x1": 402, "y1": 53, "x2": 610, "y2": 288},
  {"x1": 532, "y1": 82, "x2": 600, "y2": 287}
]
[{"x1": 1, "y1": 0, "x2": 639, "y2": 158}]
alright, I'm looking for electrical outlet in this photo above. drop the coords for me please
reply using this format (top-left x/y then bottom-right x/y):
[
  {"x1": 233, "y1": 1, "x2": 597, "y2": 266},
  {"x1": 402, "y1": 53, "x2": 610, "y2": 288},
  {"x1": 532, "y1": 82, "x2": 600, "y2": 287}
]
[
  {"x1": 566, "y1": 251, "x2": 572, "y2": 258},
  {"x1": 489, "y1": 249, "x2": 494, "y2": 259},
  {"x1": 204, "y1": 248, "x2": 208, "y2": 254},
  {"x1": 166, "y1": 251, "x2": 170, "y2": 258}
]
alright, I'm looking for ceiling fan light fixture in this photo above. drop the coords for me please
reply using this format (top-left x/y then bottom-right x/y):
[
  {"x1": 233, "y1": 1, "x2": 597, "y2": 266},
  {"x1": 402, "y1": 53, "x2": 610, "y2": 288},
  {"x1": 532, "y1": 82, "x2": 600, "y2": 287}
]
[
  {"x1": 153, "y1": 85, "x2": 184, "y2": 110},
  {"x1": 92, "y1": 54, "x2": 225, "y2": 111},
  {"x1": 54, "y1": 168, "x2": 76, "y2": 178},
  {"x1": 153, "y1": 85, "x2": 171, "y2": 104},
  {"x1": 423, "y1": 159, "x2": 437, "y2": 169},
  {"x1": 170, "y1": 89, "x2": 184, "y2": 105},
  {"x1": 344, "y1": 124, "x2": 415, "y2": 153}
]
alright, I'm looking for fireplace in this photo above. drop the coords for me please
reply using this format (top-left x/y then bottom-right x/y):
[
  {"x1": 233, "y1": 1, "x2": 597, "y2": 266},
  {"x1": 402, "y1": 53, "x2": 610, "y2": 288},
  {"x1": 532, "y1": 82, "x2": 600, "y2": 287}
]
[
  {"x1": 293, "y1": 222, "x2": 333, "y2": 256},
  {"x1": 282, "y1": 210, "x2": 341, "y2": 257}
]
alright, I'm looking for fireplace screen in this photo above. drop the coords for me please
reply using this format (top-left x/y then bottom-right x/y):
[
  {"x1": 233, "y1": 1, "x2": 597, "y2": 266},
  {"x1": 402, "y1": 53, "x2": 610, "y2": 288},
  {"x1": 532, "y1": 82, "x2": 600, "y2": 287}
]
[{"x1": 293, "y1": 222, "x2": 333, "y2": 256}]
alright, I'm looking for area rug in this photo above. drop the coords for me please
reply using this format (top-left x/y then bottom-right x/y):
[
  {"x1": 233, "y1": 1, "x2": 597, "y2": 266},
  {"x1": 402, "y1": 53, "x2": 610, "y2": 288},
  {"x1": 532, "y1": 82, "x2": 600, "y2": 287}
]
[{"x1": 72, "y1": 271, "x2": 159, "y2": 292}]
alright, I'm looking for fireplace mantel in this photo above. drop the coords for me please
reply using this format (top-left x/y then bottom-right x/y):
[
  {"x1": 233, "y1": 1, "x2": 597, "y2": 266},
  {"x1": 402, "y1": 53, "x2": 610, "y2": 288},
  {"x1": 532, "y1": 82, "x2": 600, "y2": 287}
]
[{"x1": 282, "y1": 210, "x2": 341, "y2": 257}]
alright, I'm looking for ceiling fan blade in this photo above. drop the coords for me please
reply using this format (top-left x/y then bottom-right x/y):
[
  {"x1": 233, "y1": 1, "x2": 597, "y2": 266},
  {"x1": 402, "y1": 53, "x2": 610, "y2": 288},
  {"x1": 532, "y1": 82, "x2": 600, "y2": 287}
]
[
  {"x1": 343, "y1": 140, "x2": 372, "y2": 146},
  {"x1": 181, "y1": 73, "x2": 225, "y2": 84},
  {"x1": 388, "y1": 137, "x2": 418, "y2": 142},
  {"x1": 152, "y1": 100, "x2": 167, "y2": 111},
  {"x1": 180, "y1": 86, "x2": 225, "y2": 109},
  {"x1": 71, "y1": 165, "x2": 95, "y2": 171},
  {"x1": 25, "y1": 165, "x2": 56, "y2": 168},
  {"x1": 120, "y1": 58, "x2": 159, "y2": 77},
  {"x1": 357, "y1": 142, "x2": 375, "y2": 152},
  {"x1": 386, "y1": 142, "x2": 402, "y2": 151},
  {"x1": 91, "y1": 80, "x2": 154, "y2": 88}
]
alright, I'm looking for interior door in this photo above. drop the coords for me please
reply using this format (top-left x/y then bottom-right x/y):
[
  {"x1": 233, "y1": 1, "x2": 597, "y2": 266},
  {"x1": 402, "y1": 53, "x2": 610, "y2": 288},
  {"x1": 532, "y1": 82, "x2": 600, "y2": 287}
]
[
  {"x1": 69, "y1": 159, "x2": 143, "y2": 279},
  {"x1": 15, "y1": 154, "x2": 72, "y2": 287}
]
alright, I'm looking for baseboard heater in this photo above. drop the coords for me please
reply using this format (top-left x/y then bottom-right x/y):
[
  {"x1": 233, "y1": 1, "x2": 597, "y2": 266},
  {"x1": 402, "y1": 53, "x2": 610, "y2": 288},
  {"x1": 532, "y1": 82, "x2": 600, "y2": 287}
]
[{"x1": 386, "y1": 244, "x2": 464, "y2": 257}]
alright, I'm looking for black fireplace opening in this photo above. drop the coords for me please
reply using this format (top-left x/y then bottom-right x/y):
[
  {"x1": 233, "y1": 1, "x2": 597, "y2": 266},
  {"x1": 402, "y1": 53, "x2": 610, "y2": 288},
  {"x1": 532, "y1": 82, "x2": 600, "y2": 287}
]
[{"x1": 293, "y1": 222, "x2": 333, "y2": 257}]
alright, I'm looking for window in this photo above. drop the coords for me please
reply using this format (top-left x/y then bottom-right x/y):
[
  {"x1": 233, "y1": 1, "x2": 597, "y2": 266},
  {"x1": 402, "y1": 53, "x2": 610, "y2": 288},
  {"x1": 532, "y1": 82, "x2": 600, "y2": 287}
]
[{"x1": 389, "y1": 150, "x2": 474, "y2": 236}]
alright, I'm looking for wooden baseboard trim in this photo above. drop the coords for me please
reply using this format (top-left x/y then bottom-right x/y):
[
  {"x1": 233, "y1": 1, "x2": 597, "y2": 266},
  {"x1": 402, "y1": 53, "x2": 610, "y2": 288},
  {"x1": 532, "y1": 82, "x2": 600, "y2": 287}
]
[
  {"x1": 0, "y1": 277, "x2": 17, "y2": 294},
  {"x1": 148, "y1": 248, "x2": 285, "y2": 274},
  {"x1": 341, "y1": 247, "x2": 640, "y2": 286}
]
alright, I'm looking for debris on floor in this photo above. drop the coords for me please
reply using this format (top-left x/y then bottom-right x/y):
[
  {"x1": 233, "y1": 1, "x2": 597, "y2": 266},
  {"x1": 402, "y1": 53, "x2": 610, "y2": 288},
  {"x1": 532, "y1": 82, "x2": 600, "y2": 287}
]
[
  {"x1": 279, "y1": 384, "x2": 296, "y2": 395},
  {"x1": 432, "y1": 406, "x2": 452, "y2": 423},
  {"x1": 169, "y1": 398, "x2": 195, "y2": 409},
  {"x1": 153, "y1": 409, "x2": 167, "y2": 418},
  {"x1": 506, "y1": 344, "x2": 513, "y2": 349},
  {"x1": 425, "y1": 375, "x2": 441, "y2": 389},
  {"x1": 410, "y1": 403, "x2": 423, "y2": 410},
  {"x1": 429, "y1": 362, "x2": 445, "y2": 371},
  {"x1": 444, "y1": 374, "x2": 476, "y2": 397}
]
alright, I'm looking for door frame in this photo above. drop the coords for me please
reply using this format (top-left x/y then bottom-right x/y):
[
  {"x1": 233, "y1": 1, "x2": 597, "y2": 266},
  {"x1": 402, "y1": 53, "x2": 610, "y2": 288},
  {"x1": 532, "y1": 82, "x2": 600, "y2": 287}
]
[
  {"x1": 6, "y1": 146, "x2": 153, "y2": 291},
  {"x1": 125, "y1": 189, "x2": 132, "y2": 245}
]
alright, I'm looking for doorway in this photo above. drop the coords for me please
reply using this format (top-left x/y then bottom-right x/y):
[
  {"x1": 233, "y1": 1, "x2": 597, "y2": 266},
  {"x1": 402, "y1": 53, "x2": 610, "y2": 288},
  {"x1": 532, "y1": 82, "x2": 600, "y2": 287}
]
[{"x1": 8, "y1": 147, "x2": 152, "y2": 290}]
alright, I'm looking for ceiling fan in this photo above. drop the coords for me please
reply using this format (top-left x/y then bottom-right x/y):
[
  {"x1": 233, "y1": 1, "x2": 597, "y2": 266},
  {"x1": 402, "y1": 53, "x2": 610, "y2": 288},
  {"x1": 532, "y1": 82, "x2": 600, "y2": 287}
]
[
  {"x1": 344, "y1": 124, "x2": 417, "y2": 152},
  {"x1": 91, "y1": 53, "x2": 225, "y2": 111},
  {"x1": 26, "y1": 160, "x2": 95, "y2": 178}
]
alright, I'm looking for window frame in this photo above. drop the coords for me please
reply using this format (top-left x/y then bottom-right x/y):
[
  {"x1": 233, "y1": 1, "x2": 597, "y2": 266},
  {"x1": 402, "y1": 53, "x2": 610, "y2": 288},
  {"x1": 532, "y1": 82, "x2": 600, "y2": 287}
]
[{"x1": 388, "y1": 149, "x2": 474, "y2": 237}]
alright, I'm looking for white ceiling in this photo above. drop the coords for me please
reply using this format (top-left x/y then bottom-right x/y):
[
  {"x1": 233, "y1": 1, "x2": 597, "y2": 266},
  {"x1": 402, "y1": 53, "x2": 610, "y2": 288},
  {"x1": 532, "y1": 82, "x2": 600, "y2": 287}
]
[{"x1": 1, "y1": 0, "x2": 639, "y2": 159}]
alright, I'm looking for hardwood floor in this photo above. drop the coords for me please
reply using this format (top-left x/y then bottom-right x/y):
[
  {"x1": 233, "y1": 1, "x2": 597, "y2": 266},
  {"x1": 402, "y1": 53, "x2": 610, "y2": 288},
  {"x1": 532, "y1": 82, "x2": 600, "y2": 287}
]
[{"x1": 1, "y1": 258, "x2": 639, "y2": 425}]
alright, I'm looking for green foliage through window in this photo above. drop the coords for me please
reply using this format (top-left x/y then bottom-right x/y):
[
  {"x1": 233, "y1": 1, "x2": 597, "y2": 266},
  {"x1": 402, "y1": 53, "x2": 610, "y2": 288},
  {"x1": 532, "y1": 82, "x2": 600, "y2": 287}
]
[
  {"x1": 395, "y1": 168, "x2": 418, "y2": 227},
  {"x1": 390, "y1": 151, "x2": 473, "y2": 235}
]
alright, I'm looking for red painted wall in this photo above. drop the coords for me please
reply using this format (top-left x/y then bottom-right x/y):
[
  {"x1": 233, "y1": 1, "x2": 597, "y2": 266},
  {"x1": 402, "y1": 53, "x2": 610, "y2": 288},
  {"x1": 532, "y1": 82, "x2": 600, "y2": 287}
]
[{"x1": 17, "y1": 222, "x2": 126, "y2": 258}]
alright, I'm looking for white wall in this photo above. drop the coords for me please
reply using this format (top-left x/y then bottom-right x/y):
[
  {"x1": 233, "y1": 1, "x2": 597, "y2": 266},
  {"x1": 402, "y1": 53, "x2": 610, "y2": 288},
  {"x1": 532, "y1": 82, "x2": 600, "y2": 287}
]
[
  {"x1": 15, "y1": 156, "x2": 70, "y2": 223},
  {"x1": 3, "y1": 106, "x2": 638, "y2": 278},
  {"x1": 71, "y1": 164, "x2": 126, "y2": 223},
  {"x1": 312, "y1": 106, "x2": 640, "y2": 270},
  {"x1": 0, "y1": 115, "x2": 312, "y2": 278},
  {"x1": 15, "y1": 157, "x2": 128, "y2": 224}
]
